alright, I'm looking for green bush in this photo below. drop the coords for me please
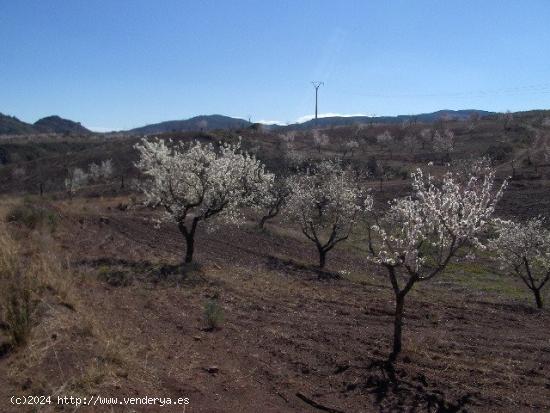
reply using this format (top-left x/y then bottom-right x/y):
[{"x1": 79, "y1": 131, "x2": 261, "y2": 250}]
[
  {"x1": 6, "y1": 200, "x2": 59, "y2": 232},
  {"x1": 97, "y1": 266, "x2": 132, "y2": 287},
  {"x1": 203, "y1": 300, "x2": 224, "y2": 330}
]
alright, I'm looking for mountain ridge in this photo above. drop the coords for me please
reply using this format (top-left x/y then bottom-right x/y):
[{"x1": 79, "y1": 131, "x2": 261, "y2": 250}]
[
  {"x1": 0, "y1": 113, "x2": 91, "y2": 135},
  {"x1": 127, "y1": 110, "x2": 495, "y2": 135},
  {"x1": 0, "y1": 109, "x2": 529, "y2": 136}
]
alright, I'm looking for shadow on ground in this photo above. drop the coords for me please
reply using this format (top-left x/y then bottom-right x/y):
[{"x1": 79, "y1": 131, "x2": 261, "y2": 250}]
[
  {"x1": 348, "y1": 360, "x2": 477, "y2": 413},
  {"x1": 76, "y1": 257, "x2": 207, "y2": 286}
]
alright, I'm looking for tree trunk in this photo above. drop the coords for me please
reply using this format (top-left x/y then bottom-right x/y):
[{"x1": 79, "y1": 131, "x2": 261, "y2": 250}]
[
  {"x1": 178, "y1": 218, "x2": 199, "y2": 264},
  {"x1": 318, "y1": 249, "x2": 326, "y2": 269},
  {"x1": 533, "y1": 288, "x2": 543, "y2": 309},
  {"x1": 184, "y1": 233, "x2": 194, "y2": 263},
  {"x1": 390, "y1": 294, "x2": 405, "y2": 361}
]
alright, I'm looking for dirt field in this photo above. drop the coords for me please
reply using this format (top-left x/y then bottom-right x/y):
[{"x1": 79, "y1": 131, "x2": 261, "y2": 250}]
[{"x1": 1, "y1": 195, "x2": 548, "y2": 413}]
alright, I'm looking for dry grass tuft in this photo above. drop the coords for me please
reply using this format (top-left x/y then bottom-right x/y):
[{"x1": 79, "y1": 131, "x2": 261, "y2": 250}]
[{"x1": 0, "y1": 229, "x2": 35, "y2": 349}]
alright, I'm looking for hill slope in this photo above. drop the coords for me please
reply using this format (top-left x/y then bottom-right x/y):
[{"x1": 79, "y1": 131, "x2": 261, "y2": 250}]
[
  {"x1": 0, "y1": 113, "x2": 35, "y2": 135},
  {"x1": 0, "y1": 113, "x2": 91, "y2": 135},
  {"x1": 285, "y1": 109, "x2": 494, "y2": 130},
  {"x1": 130, "y1": 114, "x2": 251, "y2": 134},
  {"x1": 126, "y1": 110, "x2": 495, "y2": 134},
  {"x1": 33, "y1": 115, "x2": 91, "y2": 134}
]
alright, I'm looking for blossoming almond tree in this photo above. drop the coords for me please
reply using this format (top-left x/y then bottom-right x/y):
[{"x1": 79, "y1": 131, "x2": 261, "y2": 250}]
[
  {"x1": 65, "y1": 167, "x2": 88, "y2": 199},
  {"x1": 376, "y1": 130, "x2": 394, "y2": 145},
  {"x1": 134, "y1": 138, "x2": 273, "y2": 264},
  {"x1": 258, "y1": 176, "x2": 290, "y2": 229},
  {"x1": 340, "y1": 139, "x2": 360, "y2": 159},
  {"x1": 489, "y1": 217, "x2": 550, "y2": 308},
  {"x1": 367, "y1": 165, "x2": 506, "y2": 360},
  {"x1": 433, "y1": 129, "x2": 455, "y2": 161},
  {"x1": 312, "y1": 130, "x2": 330, "y2": 153},
  {"x1": 286, "y1": 160, "x2": 373, "y2": 269},
  {"x1": 89, "y1": 159, "x2": 114, "y2": 182}
]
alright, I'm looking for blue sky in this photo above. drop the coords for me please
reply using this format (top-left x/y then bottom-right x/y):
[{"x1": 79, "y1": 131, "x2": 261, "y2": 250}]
[{"x1": 1, "y1": 1, "x2": 549, "y2": 131}]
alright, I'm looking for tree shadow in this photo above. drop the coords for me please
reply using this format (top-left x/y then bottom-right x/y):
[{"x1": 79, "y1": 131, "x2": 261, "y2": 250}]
[
  {"x1": 76, "y1": 257, "x2": 207, "y2": 286},
  {"x1": 347, "y1": 360, "x2": 475, "y2": 413},
  {"x1": 473, "y1": 300, "x2": 541, "y2": 315},
  {"x1": 265, "y1": 255, "x2": 342, "y2": 281}
]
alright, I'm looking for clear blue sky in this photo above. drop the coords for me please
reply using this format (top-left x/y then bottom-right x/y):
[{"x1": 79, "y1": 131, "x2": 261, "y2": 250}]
[{"x1": 1, "y1": 1, "x2": 549, "y2": 131}]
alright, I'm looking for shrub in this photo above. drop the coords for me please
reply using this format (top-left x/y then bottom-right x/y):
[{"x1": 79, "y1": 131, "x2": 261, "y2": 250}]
[
  {"x1": 203, "y1": 300, "x2": 224, "y2": 331},
  {"x1": 0, "y1": 231, "x2": 35, "y2": 349},
  {"x1": 98, "y1": 267, "x2": 132, "y2": 287},
  {"x1": 6, "y1": 199, "x2": 58, "y2": 232},
  {"x1": 3, "y1": 282, "x2": 33, "y2": 347},
  {"x1": 484, "y1": 144, "x2": 513, "y2": 161}
]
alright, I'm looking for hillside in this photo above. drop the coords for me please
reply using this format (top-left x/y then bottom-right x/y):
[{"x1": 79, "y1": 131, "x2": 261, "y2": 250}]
[
  {"x1": 129, "y1": 114, "x2": 251, "y2": 135},
  {"x1": 0, "y1": 113, "x2": 91, "y2": 135},
  {"x1": 282, "y1": 109, "x2": 495, "y2": 130},
  {"x1": 126, "y1": 110, "x2": 495, "y2": 134},
  {"x1": 0, "y1": 113, "x2": 35, "y2": 135},
  {"x1": 0, "y1": 110, "x2": 502, "y2": 136},
  {"x1": 33, "y1": 115, "x2": 91, "y2": 135}
]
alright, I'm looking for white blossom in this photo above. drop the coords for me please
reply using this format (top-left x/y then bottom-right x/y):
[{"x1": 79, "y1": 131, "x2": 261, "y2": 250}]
[
  {"x1": 433, "y1": 129, "x2": 455, "y2": 155},
  {"x1": 134, "y1": 138, "x2": 273, "y2": 262},
  {"x1": 340, "y1": 139, "x2": 360, "y2": 158},
  {"x1": 366, "y1": 162, "x2": 506, "y2": 358},
  {"x1": 312, "y1": 130, "x2": 330, "y2": 152},
  {"x1": 257, "y1": 176, "x2": 290, "y2": 229},
  {"x1": 376, "y1": 130, "x2": 394, "y2": 145},
  {"x1": 65, "y1": 167, "x2": 88, "y2": 197},
  {"x1": 387, "y1": 165, "x2": 504, "y2": 266},
  {"x1": 286, "y1": 160, "x2": 373, "y2": 268},
  {"x1": 89, "y1": 159, "x2": 114, "y2": 182},
  {"x1": 489, "y1": 217, "x2": 550, "y2": 308}
]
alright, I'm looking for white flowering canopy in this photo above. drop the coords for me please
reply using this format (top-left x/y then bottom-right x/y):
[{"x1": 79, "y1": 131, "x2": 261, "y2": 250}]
[
  {"x1": 376, "y1": 130, "x2": 394, "y2": 145},
  {"x1": 345, "y1": 139, "x2": 360, "y2": 149},
  {"x1": 89, "y1": 159, "x2": 114, "y2": 181},
  {"x1": 366, "y1": 162, "x2": 507, "y2": 358},
  {"x1": 65, "y1": 167, "x2": 88, "y2": 195},
  {"x1": 369, "y1": 166, "x2": 506, "y2": 279},
  {"x1": 489, "y1": 218, "x2": 550, "y2": 293},
  {"x1": 134, "y1": 138, "x2": 273, "y2": 227},
  {"x1": 433, "y1": 129, "x2": 455, "y2": 154},
  {"x1": 256, "y1": 175, "x2": 291, "y2": 228},
  {"x1": 286, "y1": 160, "x2": 373, "y2": 266},
  {"x1": 340, "y1": 139, "x2": 360, "y2": 158},
  {"x1": 312, "y1": 130, "x2": 330, "y2": 150}
]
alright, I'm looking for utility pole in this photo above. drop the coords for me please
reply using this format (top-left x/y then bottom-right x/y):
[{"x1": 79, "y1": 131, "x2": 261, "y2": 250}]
[{"x1": 311, "y1": 81, "x2": 324, "y2": 123}]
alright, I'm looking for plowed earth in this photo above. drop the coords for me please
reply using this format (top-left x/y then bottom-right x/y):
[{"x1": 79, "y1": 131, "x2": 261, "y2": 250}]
[{"x1": 1, "y1": 199, "x2": 549, "y2": 413}]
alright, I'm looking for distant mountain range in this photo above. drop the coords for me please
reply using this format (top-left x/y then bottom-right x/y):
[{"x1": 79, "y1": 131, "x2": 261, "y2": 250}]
[
  {"x1": 0, "y1": 109, "x2": 496, "y2": 136},
  {"x1": 288, "y1": 110, "x2": 494, "y2": 130},
  {"x1": 0, "y1": 113, "x2": 91, "y2": 135},
  {"x1": 128, "y1": 110, "x2": 494, "y2": 135}
]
